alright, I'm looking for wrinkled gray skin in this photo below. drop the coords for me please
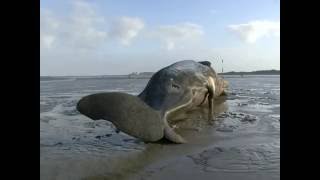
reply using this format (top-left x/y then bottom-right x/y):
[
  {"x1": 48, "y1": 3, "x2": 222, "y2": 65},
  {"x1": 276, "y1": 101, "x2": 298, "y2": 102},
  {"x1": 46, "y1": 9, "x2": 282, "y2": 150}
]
[
  {"x1": 77, "y1": 60, "x2": 228, "y2": 144},
  {"x1": 138, "y1": 60, "x2": 228, "y2": 143}
]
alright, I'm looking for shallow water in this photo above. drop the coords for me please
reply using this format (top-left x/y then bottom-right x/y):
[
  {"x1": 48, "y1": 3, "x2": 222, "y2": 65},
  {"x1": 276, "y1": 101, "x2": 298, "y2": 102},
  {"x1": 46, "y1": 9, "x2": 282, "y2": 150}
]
[{"x1": 40, "y1": 75, "x2": 280, "y2": 180}]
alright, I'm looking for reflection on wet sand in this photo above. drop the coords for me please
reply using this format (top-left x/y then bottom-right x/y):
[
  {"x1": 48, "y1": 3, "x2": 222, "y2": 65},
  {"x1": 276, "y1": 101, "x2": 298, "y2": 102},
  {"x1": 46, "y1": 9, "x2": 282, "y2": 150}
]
[
  {"x1": 84, "y1": 100, "x2": 229, "y2": 180},
  {"x1": 40, "y1": 76, "x2": 280, "y2": 180}
]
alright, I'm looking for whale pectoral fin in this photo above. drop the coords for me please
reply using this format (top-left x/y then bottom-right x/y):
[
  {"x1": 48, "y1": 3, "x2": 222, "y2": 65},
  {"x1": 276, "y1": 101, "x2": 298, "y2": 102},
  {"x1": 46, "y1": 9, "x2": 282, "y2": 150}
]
[{"x1": 164, "y1": 122, "x2": 187, "y2": 144}]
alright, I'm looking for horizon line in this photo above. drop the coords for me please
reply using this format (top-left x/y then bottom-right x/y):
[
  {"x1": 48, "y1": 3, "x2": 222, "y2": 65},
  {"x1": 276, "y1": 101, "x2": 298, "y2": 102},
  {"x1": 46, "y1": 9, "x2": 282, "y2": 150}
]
[{"x1": 40, "y1": 69, "x2": 280, "y2": 77}]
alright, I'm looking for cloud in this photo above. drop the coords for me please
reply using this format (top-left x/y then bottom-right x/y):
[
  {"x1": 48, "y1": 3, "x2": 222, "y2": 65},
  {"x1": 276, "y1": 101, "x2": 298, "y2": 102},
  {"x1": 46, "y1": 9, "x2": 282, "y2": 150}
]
[
  {"x1": 40, "y1": 0, "x2": 146, "y2": 75},
  {"x1": 41, "y1": 0, "x2": 200, "y2": 53},
  {"x1": 228, "y1": 20, "x2": 280, "y2": 43},
  {"x1": 65, "y1": 0, "x2": 108, "y2": 50},
  {"x1": 109, "y1": 17, "x2": 145, "y2": 46},
  {"x1": 153, "y1": 22, "x2": 204, "y2": 50},
  {"x1": 40, "y1": 0, "x2": 145, "y2": 52},
  {"x1": 40, "y1": 1, "x2": 108, "y2": 52},
  {"x1": 42, "y1": 35, "x2": 56, "y2": 48},
  {"x1": 40, "y1": 9, "x2": 60, "y2": 49}
]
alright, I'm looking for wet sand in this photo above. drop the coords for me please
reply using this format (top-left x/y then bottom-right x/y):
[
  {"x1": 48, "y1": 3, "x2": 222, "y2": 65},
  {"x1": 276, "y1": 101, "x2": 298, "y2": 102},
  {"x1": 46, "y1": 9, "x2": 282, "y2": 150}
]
[{"x1": 40, "y1": 75, "x2": 280, "y2": 180}]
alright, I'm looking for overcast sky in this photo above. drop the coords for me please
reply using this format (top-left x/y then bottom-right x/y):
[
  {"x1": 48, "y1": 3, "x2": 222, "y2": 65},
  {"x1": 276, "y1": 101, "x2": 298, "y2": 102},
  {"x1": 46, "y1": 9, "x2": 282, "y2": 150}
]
[{"x1": 40, "y1": 0, "x2": 280, "y2": 76}]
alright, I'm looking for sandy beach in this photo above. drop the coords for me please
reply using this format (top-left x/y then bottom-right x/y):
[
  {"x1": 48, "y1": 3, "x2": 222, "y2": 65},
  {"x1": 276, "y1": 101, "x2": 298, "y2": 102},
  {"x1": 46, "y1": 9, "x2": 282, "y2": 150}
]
[{"x1": 40, "y1": 75, "x2": 279, "y2": 180}]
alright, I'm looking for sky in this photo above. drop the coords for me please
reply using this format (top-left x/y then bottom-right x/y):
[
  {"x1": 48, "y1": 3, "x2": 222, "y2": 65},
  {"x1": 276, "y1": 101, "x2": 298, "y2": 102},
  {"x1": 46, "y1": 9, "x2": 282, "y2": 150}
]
[{"x1": 40, "y1": 0, "x2": 280, "y2": 76}]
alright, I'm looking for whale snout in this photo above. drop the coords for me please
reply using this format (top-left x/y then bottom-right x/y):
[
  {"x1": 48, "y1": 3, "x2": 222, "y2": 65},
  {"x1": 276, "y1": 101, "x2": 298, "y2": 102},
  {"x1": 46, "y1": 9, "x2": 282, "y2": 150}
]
[
  {"x1": 76, "y1": 95, "x2": 103, "y2": 120},
  {"x1": 77, "y1": 92, "x2": 165, "y2": 142},
  {"x1": 76, "y1": 97, "x2": 87, "y2": 115}
]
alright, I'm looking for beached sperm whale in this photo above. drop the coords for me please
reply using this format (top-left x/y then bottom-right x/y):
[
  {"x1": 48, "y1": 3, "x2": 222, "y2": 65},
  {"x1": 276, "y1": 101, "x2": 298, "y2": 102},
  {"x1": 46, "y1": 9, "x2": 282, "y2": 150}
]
[
  {"x1": 77, "y1": 60, "x2": 228, "y2": 143},
  {"x1": 138, "y1": 60, "x2": 228, "y2": 143}
]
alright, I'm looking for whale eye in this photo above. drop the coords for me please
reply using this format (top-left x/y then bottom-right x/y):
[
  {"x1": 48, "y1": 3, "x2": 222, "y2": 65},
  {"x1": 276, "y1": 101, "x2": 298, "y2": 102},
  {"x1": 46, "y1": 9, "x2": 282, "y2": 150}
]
[{"x1": 172, "y1": 83, "x2": 180, "y2": 89}]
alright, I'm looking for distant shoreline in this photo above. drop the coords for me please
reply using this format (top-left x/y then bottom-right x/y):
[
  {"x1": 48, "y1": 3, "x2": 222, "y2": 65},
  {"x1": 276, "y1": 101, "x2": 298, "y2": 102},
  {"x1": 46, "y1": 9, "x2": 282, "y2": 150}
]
[
  {"x1": 41, "y1": 70, "x2": 279, "y2": 80},
  {"x1": 219, "y1": 70, "x2": 279, "y2": 75}
]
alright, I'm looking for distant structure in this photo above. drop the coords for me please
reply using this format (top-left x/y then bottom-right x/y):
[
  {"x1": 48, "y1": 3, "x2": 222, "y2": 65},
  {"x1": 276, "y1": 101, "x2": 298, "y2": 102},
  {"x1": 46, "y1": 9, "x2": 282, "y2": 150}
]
[
  {"x1": 220, "y1": 70, "x2": 280, "y2": 75},
  {"x1": 128, "y1": 72, "x2": 138, "y2": 79},
  {"x1": 221, "y1": 58, "x2": 223, "y2": 74},
  {"x1": 215, "y1": 56, "x2": 224, "y2": 79},
  {"x1": 128, "y1": 72, "x2": 154, "y2": 79}
]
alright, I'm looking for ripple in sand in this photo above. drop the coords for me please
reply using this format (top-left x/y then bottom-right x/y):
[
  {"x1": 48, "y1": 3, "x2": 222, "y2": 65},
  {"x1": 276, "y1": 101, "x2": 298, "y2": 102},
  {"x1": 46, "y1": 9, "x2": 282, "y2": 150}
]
[
  {"x1": 215, "y1": 112, "x2": 259, "y2": 133},
  {"x1": 187, "y1": 143, "x2": 280, "y2": 173}
]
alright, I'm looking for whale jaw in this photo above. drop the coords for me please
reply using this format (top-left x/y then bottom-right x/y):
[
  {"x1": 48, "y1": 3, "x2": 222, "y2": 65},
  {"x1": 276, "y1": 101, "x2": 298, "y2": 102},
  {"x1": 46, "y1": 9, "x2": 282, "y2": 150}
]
[{"x1": 164, "y1": 125, "x2": 187, "y2": 143}]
